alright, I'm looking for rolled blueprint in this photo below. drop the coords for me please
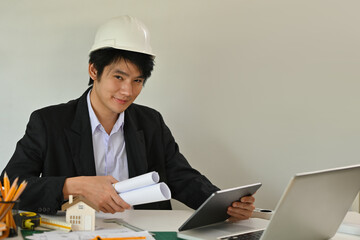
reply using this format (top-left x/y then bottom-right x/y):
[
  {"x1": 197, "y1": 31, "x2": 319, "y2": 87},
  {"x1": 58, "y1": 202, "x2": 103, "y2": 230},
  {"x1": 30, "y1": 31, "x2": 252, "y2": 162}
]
[
  {"x1": 113, "y1": 171, "x2": 159, "y2": 193},
  {"x1": 119, "y1": 182, "x2": 171, "y2": 206}
]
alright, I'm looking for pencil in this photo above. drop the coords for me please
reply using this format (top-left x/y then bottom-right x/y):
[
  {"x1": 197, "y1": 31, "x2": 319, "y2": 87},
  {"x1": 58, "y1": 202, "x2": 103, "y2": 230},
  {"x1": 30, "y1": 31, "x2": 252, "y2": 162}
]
[
  {"x1": 13, "y1": 180, "x2": 27, "y2": 201},
  {"x1": 0, "y1": 178, "x2": 18, "y2": 216},
  {"x1": 0, "y1": 180, "x2": 27, "y2": 220},
  {"x1": 7, "y1": 178, "x2": 18, "y2": 229},
  {"x1": 0, "y1": 177, "x2": 20, "y2": 221},
  {"x1": 0, "y1": 176, "x2": 27, "y2": 228},
  {"x1": 91, "y1": 236, "x2": 147, "y2": 240},
  {"x1": 4, "y1": 177, "x2": 18, "y2": 202},
  {"x1": 0, "y1": 181, "x2": 5, "y2": 200},
  {"x1": 10, "y1": 212, "x2": 16, "y2": 229},
  {"x1": 3, "y1": 173, "x2": 10, "y2": 197}
]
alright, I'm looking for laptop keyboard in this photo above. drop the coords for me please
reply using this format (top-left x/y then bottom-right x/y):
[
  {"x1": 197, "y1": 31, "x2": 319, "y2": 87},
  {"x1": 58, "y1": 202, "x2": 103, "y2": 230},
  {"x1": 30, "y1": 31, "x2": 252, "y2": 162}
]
[{"x1": 219, "y1": 230, "x2": 264, "y2": 240}]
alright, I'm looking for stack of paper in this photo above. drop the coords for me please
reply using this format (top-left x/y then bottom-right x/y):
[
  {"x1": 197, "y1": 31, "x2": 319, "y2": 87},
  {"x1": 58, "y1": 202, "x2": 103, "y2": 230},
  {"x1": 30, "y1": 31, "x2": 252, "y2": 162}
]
[{"x1": 27, "y1": 228, "x2": 155, "y2": 240}]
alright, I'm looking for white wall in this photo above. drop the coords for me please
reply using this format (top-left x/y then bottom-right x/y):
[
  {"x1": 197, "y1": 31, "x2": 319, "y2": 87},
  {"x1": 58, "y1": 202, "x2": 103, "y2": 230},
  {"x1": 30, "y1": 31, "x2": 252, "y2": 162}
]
[{"x1": 1, "y1": 0, "x2": 359, "y2": 210}]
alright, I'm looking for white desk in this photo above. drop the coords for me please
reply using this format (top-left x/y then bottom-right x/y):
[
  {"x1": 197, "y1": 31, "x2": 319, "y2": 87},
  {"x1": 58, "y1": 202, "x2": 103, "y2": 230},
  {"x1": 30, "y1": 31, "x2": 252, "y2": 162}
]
[
  {"x1": 11, "y1": 210, "x2": 360, "y2": 239},
  {"x1": 95, "y1": 209, "x2": 193, "y2": 231}
]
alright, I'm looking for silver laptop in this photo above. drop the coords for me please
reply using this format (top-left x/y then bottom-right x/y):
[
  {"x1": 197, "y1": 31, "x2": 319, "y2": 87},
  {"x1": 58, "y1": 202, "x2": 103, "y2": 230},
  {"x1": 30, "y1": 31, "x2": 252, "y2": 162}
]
[{"x1": 178, "y1": 164, "x2": 360, "y2": 240}]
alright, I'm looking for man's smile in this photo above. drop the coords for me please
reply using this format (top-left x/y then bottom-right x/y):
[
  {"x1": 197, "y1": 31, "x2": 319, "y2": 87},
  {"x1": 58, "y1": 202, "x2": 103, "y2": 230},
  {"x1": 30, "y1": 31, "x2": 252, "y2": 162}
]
[{"x1": 113, "y1": 96, "x2": 129, "y2": 104}]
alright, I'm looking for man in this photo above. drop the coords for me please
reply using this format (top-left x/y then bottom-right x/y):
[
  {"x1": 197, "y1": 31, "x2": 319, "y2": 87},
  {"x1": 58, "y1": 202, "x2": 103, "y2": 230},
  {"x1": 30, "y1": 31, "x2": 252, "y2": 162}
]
[{"x1": 1, "y1": 16, "x2": 255, "y2": 221}]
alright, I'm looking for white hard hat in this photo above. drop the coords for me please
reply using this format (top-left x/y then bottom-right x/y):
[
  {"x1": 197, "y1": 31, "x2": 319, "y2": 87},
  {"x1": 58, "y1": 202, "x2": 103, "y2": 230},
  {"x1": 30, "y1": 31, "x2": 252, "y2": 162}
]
[{"x1": 89, "y1": 15, "x2": 155, "y2": 57}]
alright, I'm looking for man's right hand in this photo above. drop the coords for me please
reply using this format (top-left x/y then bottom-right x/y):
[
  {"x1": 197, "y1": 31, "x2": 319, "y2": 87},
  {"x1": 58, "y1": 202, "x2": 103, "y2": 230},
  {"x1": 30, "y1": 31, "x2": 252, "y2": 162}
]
[{"x1": 63, "y1": 176, "x2": 131, "y2": 213}]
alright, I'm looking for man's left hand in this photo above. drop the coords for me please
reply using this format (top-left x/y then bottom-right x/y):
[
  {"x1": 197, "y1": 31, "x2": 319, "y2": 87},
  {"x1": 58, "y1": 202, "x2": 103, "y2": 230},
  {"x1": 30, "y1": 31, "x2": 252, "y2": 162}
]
[{"x1": 227, "y1": 195, "x2": 255, "y2": 222}]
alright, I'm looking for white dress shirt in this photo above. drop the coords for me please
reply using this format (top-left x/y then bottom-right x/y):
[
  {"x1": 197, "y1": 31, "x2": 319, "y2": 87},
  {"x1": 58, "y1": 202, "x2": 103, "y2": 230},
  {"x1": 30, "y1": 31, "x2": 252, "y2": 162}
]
[{"x1": 86, "y1": 91, "x2": 129, "y2": 182}]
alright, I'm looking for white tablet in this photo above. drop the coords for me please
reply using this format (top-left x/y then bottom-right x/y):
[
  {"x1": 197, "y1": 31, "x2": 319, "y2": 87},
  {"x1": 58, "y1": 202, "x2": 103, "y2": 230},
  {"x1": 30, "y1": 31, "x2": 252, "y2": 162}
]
[{"x1": 178, "y1": 183, "x2": 262, "y2": 231}]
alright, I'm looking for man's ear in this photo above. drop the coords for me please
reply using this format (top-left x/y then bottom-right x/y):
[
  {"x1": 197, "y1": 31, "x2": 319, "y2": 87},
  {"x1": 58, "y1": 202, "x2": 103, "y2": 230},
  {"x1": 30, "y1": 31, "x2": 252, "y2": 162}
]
[{"x1": 88, "y1": 63, "x2": 98, "y2": 81}]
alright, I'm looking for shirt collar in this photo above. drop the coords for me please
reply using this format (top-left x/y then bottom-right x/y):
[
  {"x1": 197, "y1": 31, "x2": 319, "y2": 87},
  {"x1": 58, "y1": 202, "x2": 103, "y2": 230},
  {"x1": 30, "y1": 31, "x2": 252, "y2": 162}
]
[{"x1": 87, "y1": 90, "x2": 124, "y2": 135}]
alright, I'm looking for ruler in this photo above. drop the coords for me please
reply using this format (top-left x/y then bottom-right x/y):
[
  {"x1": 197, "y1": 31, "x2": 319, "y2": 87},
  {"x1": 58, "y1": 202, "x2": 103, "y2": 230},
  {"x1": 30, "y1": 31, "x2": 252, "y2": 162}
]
[{"x1": 40, "y1": 217, "x2": 72, "y2": 232}]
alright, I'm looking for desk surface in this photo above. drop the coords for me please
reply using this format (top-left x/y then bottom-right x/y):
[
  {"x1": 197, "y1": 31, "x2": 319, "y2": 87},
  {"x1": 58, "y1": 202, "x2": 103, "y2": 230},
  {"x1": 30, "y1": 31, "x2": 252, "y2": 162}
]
[
  {"x1": 12, "y1": 210, "x2": 360, "y2": 240},
  {"x1": 96, "y1": 209, "x2": 193, "y2": 231}
]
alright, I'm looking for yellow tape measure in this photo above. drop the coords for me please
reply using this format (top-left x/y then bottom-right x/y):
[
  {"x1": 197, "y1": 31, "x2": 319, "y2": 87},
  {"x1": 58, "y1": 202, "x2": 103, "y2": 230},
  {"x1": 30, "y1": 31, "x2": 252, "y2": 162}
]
[
  {"x1": 14, "y1": 212, "x2": 72, "y2": 231},
  {"x1": 14, "y1": 212, "x2": 41, "y2": 230}
]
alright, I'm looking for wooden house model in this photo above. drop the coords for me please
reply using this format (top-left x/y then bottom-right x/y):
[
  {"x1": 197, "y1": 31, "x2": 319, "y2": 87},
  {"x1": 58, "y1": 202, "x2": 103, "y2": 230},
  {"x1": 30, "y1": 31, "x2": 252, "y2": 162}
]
[{"x1": 61, "y1": 195, "x2": 99, "y2": 231}]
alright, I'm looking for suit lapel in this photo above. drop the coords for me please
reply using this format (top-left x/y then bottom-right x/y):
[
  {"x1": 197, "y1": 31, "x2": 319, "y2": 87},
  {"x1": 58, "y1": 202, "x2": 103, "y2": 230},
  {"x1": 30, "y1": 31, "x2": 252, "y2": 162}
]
[
  {"x1": 124, "y1": 106, "x2": 148, "y2": 178},
  {"x1": 64, "y1": 88, "x2": 96, "y2": 176}
]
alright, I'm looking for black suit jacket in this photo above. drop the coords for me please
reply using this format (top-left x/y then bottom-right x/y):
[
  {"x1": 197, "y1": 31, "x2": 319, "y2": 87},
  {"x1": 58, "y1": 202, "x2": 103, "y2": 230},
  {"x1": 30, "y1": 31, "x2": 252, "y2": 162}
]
[{"x1": 2, "y1": 88, "x2": 219, "y2": 214}]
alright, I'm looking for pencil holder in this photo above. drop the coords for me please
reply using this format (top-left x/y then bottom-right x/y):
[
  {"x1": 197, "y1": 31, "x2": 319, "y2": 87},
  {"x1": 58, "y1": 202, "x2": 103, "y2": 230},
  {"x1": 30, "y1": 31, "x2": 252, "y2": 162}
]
[{"x1": 0, "y1": 200, "x2": 19, "y2": 238}]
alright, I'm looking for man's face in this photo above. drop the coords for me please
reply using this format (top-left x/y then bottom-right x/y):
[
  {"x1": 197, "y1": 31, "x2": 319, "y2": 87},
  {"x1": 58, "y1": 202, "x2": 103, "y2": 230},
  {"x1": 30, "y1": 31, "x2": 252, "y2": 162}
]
[{"x1": 89, "y1": 58, "x2": 144, "y2": 119}]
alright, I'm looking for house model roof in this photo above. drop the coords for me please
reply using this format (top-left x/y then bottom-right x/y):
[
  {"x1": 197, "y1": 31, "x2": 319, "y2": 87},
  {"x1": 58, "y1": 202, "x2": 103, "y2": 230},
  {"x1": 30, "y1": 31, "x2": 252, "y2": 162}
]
[{"x1": 61, "y1": 196, "x2": 100, "y2": 212}]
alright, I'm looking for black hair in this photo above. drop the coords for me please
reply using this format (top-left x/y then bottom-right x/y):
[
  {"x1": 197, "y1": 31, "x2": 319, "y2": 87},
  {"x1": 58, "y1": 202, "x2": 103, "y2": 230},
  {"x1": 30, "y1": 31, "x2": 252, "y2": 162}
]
[{"x1": 88, "y1": 48, "x2": 154, "y2": 86}]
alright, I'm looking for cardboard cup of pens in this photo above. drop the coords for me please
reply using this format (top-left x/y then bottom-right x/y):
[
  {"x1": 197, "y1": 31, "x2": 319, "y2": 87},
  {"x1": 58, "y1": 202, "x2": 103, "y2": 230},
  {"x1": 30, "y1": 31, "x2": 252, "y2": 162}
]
[{"x1": 0, "y1": 200, "x2": 19, "y2": 238}]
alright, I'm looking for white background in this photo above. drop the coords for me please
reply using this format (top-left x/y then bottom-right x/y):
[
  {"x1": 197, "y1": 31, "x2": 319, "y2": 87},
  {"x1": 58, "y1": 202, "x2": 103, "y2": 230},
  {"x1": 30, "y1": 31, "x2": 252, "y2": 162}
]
[{"x1": 1, "y1": 0, "x2": 359, "y2": 210}]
